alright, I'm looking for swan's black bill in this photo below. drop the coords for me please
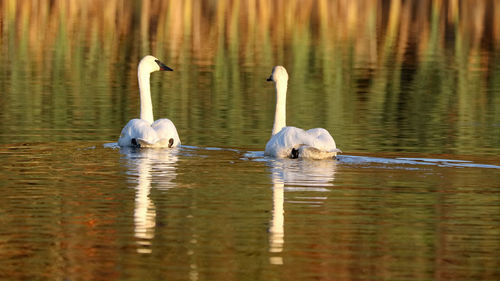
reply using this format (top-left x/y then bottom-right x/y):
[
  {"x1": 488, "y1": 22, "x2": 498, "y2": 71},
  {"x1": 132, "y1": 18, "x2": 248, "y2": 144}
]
[
  {"x1": 266, "y1": 76, "x2": 273, "y2": 82},
  {"x1": 155, "y1": 59, "x2": 173, "y2": 71}
]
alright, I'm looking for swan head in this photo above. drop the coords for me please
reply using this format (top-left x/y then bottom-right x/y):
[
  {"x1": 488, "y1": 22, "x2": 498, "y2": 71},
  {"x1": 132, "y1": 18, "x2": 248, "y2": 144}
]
[
  {"x1": 138, "y1": 55, "x2": 173, "y2": 74},
  {"x1": 267, "y1": 66, "x2": 288, "y2": 83}
]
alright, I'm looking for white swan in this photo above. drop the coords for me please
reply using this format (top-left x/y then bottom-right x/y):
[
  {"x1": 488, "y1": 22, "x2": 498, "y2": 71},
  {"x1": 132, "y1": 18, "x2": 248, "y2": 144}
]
[
  {"x1": 118, "y1": 55, "x2": 181, "y2": 148},
  {"x1": 264, "y1": 66, "x2": 341, "y2": 159}
]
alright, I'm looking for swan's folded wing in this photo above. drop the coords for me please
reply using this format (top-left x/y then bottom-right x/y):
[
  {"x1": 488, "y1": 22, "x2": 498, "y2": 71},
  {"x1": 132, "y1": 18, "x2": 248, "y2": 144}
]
[
  {"x1": 305, "y1": 128, "x2": 338, "y2": 152},
  {"x1": 265, "y1": 127, "x2": 307, "y2": 157},
  {"x1": 151, "y1": 118, "x2": 181, "y2": 147},
  {"x1": 118, "y1": 119, "x2": 159, "y2": 146}
]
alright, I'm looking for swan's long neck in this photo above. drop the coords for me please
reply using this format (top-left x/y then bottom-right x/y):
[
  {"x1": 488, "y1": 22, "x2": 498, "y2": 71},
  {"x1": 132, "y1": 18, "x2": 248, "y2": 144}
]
[
  {"x1": 272, "y1": 80, "x2": 288, "y2": 135},
  {"x1": 138, "y1": 68, "x2": 154, "y2": 124}
]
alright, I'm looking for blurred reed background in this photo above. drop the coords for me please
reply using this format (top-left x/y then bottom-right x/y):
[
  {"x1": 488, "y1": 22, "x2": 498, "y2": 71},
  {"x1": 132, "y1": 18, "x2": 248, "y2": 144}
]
[{"x1": 1, "y1": 0, "x2": 499, "y2": 154}]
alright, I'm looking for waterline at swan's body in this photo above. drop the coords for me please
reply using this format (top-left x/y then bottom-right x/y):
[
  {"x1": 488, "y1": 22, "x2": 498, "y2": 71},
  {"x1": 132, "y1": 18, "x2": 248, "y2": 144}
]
[{"x1": 265, "y1": 127, "x2": 340, "y2": 160}]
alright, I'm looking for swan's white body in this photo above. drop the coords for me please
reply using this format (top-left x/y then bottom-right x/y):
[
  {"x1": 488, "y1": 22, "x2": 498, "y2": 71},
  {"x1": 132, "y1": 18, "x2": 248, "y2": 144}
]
[
  {"x1": 118, "y1": 55, "x2": 180, "y2": 148},
  {"x1": 264, "y1": 66, "x2": 340, "y2": 159}
]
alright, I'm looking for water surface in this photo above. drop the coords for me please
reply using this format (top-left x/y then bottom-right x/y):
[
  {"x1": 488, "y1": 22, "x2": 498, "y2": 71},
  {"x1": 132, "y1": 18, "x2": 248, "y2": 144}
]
[{"x1": 1, "y1": 142, "x2": 499, "y2": 280}]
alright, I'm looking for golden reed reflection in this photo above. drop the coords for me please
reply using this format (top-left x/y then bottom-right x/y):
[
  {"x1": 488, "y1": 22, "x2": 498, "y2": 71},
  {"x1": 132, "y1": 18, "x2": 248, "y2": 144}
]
[
  {"x1": 1, "y1": 0, "x2": 499, "y2": 153},
  {"x1": 2, "y1": 0, "x2": 498, "y2": 68}
]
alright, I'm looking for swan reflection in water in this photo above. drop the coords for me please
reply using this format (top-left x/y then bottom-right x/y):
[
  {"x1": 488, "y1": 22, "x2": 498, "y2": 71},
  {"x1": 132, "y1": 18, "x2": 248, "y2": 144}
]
[
  {"x1": 268, "y1": 158, "x2": 337, "y2": 265},
  {"x1": 120, "y1": 146, "x2": 179, "y2": 254}
]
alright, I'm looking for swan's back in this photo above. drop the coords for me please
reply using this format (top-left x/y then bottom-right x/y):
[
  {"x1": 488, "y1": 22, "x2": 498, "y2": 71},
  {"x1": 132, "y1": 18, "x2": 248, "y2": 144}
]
[
  {"x1": 118, "y1": 118, "x2": 181, "y2": 148},
  {"x1": 265, "y1": 127, "x2": 339, "y2": 159}
]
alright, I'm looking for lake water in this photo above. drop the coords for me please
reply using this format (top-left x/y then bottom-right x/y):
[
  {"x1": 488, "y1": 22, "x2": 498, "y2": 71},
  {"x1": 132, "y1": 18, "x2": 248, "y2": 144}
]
[{"x1": 1, "y1": 1, "x2": 499, "y2": 280}]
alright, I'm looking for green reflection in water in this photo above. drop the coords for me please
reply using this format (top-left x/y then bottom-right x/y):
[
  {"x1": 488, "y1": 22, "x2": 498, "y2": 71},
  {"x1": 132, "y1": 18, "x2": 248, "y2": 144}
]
[{"x1": 0, "y1": 0, "x2": 499, "y2": 155}]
